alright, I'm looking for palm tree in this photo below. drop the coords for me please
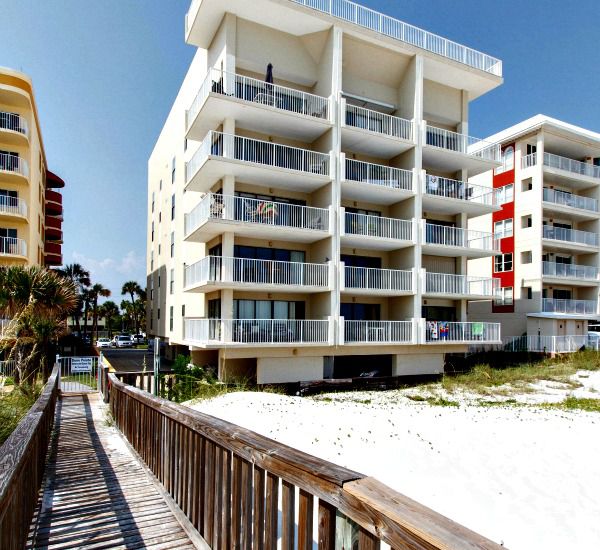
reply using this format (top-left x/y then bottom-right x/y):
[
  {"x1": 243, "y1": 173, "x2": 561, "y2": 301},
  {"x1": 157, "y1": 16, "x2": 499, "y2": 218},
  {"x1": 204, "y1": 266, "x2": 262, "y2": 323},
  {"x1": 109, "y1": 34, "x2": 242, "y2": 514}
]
[
  {"x1": 120, "y1": 300, "x2": 134, "y2": 332},
  {"x1": 0, "y1": 266, "x2": 78, "y2": 387},
  {"x1": 55, "y1": 263, "x2": 90, "y2": 335},
  {"x1": 81, "y1": 287, "x2": 92, "y2": 340},
  {"x1": 99, "y1": 301, "x2": 120, "y2": 338},
  {"x1": 89, "y1": 283, "x2": 111, "y2": 343},
  {"x1": 122, "y1": 281, "x2": 143, "y2": 336}
]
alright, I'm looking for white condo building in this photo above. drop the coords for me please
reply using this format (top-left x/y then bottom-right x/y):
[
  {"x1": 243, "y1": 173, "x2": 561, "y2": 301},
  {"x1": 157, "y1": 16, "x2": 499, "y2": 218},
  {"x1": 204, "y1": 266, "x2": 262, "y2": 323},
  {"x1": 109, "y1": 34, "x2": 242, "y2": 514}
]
[
  {"x1": 469, "y1": 115, "x2": 600, "y2": 347},
  {"x1": 147, "y1": 0, "x2": 504, "y2": 383}
]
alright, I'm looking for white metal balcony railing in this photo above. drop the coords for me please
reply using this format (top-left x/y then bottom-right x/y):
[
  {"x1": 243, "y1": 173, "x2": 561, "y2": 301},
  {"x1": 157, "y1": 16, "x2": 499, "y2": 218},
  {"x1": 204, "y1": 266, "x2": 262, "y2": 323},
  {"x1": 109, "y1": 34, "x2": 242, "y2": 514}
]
[
  {"x1": 0, "y1": 152, "x2": 28, "y2": 178},
  {"x1": 288, "y1": 0, "x2": 502, "y2": 76},
  {"x1": 424, "y1": 175, "x2": 495, "y2": 206},
  {"x1": 0, "y1": 196, "x2": 27, "y2": 217},
  {"x1": 0, "y1": 236, "x2": 27, "y2": 257},
  {"x1": 344, "y1": 158, "x2": 413, "y2": 192},
  {"x1": 185, "y1": 193, "x2": 329, "y2": 237},
  {"x1": 542, "y1": 261, "x2": 600, "y2": 281},
  {"x1": 186, "y1": 68, "x2": 331, "y2": 129},
  {"x1": 425, "y1": 125, "x2": 501, "y2": 162},
  {"x1": 502, "y1": 335, "x2": 594, "y2": 354},
  {"x1": 0, "y1": 112, "x2": 28, "y2": 136},
  {"x1": 543, "y1": 188, "x2": 598, "y2": 213},
  {"x1": 542, "y1": 225, "x2": 599, "y2": 247},
  {"x1": 426, "y1": 321, "x2": 500, "y2": 343},
  {"x1": 344, "y1": 320, "x2": 413, "y2": 344},
  {"x1": 344, "y1": 266, "x2": 413, "y2": 292},
  {"x1": 185, "y1": 256, "x2": 329, "y2": 289},
  {"x1": 186, "y1": 131, "x2": 330, "y2": 184},
  {"x1": 345, "y1": 104, "x2": 413, "y2": 141},
  {"x1": 424, "y1": 222, "x2": 497, "y2": 251},
  {"x1": 521, "y1": 152, "x2": 537, "y2": 169},
  {"x1": 424, "y1": 272, "x2": 498, "y2": 297},
  {"x1": 184, "y1": 318, "x2": 330, "y2": 345},
  {"x1": 344, "y1": 212, "x2": 413, "y2": 241},
  {"x1": 524, "y1": 152, "x2": 600, "y2": 179},
  {"x1": 542, "y1": 298, "x2": 597, "y2": 316}
]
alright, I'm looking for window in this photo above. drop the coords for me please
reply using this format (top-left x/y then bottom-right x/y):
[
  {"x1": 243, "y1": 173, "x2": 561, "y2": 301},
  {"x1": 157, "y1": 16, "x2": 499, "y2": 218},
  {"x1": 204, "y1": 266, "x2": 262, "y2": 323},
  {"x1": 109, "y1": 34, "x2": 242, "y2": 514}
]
[
  {"x1": 170, "y1": 268, "x2": 174, "y2": 295},
  {"x1": 494, "y1": 253, "x2": 513, "y2": 272},
  {"x1": 182, "y1": 304, "x2": 185, "y2": 317},
  {"x1": 171, "y1": 157, "x2": 176, "y2": 184},
  {"x1": 523, "y1": 287, "x2": 533, "y2": 300},
  {"x1": 527, "y1": 144, "x2": 537, "y2": 156},
  {"x1": 157, "y1": 308, "x2": 161, "y2": 320},
  {"x1": 521, "y1": 215, "x2": 532, "y2": 229},
  {"x1": 159, "y1": 211, "x2": 162, "y2": 223},
  {"x1": 494, "y1": 218, "x2": 513, "y2": 239},
  {"x1": 170, "y1": 232, "x2": 175, "y2": 258},
  {"x1": 159, "y1": 179, "x2": 162, "y2": 191},
  {"x1": 158, "y1": 243, "x2": 161, "y2": 255},
  {"x1": 151, "y1": 191, "x2": 155, "y2": 213},
  {"x1": 158, "y1": 275, "x2": 161, "y2": 288},
  {"x1": 171, "y1": 194, "x2": 175, "y2": 220},
  {"x1": 184, "y1": 138, "x2": 188, "y2": 152},
  {"x1": 150, "y1": 251, "x2": 154, "y2": 271},
  {"x1": 169, "y1": 306, "x2": 174, "y2": 331},
  {"x1": 496, "y1": 183, "x2": 514, "y2": 205},
  {"x1": 522, "y1": 178, "x2": 533, "y2": 192},
  {"x1": 502, "y1": 146, "x2": 514, "y2": 170},
  {"x1": 521, "y1": 251, "x2": 532, "y2": 264},
  {"x1": 495, "y1": 287, "x2": 513, "y2": 306},
  {"x1": 151, "y1": 221, "x2": 154, "y2": 242}
]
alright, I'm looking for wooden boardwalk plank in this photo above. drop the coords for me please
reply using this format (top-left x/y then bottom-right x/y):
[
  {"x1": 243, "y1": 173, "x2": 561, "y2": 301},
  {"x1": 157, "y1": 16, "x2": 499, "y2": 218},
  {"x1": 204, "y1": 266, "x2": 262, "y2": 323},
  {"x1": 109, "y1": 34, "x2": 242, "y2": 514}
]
[{"x1": 26, "y1": 394, "x2": 197, "y2": 549}]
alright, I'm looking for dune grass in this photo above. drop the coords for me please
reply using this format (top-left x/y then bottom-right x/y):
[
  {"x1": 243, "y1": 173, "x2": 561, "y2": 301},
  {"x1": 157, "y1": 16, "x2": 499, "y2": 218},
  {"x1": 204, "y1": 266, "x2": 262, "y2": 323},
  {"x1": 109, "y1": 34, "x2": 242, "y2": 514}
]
[{"x1": 0, "y1": 387, "x2": 40, "y2": 445}]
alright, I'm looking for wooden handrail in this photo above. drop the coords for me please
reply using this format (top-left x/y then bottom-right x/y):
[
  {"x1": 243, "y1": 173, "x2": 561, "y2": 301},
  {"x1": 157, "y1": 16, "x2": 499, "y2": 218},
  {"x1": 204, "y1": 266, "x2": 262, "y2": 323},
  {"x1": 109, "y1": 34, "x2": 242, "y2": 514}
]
[
  {"x1": 108, "y1": 373, "x2": 503, "y2": 549},
  {"x1": 0, "y1": 365, "x2": 60, "y2": 550}
]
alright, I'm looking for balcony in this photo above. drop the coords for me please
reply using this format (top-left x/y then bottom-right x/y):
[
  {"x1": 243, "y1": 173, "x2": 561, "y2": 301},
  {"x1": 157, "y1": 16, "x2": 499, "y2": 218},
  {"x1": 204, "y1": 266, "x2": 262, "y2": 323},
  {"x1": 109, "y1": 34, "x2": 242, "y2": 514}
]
[
  {"x1": 422, "y1": 175, "x2": 497, "y2": 217},
  {"x1": 0, "y1": 153, "x2": 28, "y2": 183},
  {"x1": 524, "y1": 152, "x2": 600, "y2": 189},
  {"x1": 0, "y1": 196, "x2": 27, "y2": 221},
  {"x1": 342, "y1": 158, "x2": 414, "y2": 204},
  {"x1": 184, "y1": 318, "x2": 332, "y2": 347},
  {"x1": 45, "y1": 215, "x2": 63, "y2": 241},
  {"x1": 342, "y1": 266, "x2": 413, "y2": 296},
  {"x1": 342, "y1": 104, "x2": 414, "y2": 157},
  {"x1": 542, "y1": 225, "x2": 598, "y2": 251},
  {"x1": 185, "y1": 131, "x2": 331, "y2": 193},
  {"x1": 542, "y1": 261, "x2": 600, "y2": 285},
  {"x1": 541, "y1": 298, "x2": 597, "y2": 317},
  {"x1": 423, "y1": 272, "x2": 498, "y2": 299},
  {"x1": 184, "y1": 256, "x2": 330, "y2": 293},
  {"x1": 186, "y1": 69, "x2": 332, "y2": 142},
  {"x1": 343, "y1": 320, "x2": 414, "y2": 344},
  {"x1": 0, "y1": 112, "x2": 28, "y2": 145},
  {"x1": 542, "y1": 188, "x2": 599, "y2": 220},
  {"x1": 421, "y1": 221, "x2": 498, "y2": 258},
  {"x1": 45, "y1": 189, "x2": 63, "y2": 216},
  {"x1": 423, "y1": 125, "x2": 501, "y2": 175},
  {"x1": 0, "y1": 236, "x2": 27, "y2": 260},
  {"x1": 185, "y1": 193, "x2": 331, "y2": 243},
  {"x1": 341, "y1": 210, "x2": 414, "y2": 251},
  {"x1": 425, "y1": 321, "x2": 501, "y2": 344}
]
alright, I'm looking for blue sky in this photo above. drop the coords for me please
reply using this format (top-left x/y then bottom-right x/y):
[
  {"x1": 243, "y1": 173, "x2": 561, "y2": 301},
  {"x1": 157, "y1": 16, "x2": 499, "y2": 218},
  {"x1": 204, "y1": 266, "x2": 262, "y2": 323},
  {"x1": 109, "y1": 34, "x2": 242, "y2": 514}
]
[{"x1": 2, "y1": 0, "x2": 599, "y2": 301}]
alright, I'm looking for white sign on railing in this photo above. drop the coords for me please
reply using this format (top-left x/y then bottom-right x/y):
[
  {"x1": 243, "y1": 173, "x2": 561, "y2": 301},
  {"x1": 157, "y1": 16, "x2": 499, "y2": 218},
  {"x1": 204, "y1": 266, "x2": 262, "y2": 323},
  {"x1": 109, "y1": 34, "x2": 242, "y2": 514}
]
[{"x1": 71, "y1": 357, "x2": 93, "y2": 373}]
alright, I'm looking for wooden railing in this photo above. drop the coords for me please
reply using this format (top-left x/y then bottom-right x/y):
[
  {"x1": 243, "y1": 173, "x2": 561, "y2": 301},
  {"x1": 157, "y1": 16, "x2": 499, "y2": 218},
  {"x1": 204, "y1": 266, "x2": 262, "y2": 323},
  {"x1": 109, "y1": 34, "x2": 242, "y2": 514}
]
[
  {"x1": 0, "y1": 366, "x2": 59, "y2": 550},
  {"x1": 109, "y1": 374, "x2": 503, "y2": 549}
]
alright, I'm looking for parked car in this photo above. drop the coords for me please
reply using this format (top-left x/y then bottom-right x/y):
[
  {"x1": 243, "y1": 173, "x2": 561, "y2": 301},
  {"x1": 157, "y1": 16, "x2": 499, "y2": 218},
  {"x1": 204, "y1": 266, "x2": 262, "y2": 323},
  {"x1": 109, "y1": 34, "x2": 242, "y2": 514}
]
[
  {"x1": 95, "y1": 337, "x2": 111, "y2": 348},
  {"x1": 131, "y1": 334, "x2": 146, "y2": 345},
  {"x1": 114, "y1": 334, "x2": 133, "y2": 348}
]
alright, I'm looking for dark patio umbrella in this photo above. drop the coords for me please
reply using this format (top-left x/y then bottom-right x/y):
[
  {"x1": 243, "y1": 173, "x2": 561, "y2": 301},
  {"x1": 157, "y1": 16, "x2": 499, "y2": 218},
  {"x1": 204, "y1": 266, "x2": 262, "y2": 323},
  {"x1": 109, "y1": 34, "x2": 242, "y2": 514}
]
[{"x1": 265, "y1": 63, "x2": 274, "y2": 84}]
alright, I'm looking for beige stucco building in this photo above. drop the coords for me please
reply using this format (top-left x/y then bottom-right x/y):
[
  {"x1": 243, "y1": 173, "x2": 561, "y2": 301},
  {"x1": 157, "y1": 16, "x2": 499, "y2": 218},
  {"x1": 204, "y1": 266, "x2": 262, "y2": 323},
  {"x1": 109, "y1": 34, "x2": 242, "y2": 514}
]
[
  {"x1": 469, "y1": 115, "x2": 600, "y2": 348},
  {"x1": 147, "y1": 0, "x2": 504, "y2": 383},
  {"x1": 0, "y1": 67, "x2": 64, "y2": 268}
]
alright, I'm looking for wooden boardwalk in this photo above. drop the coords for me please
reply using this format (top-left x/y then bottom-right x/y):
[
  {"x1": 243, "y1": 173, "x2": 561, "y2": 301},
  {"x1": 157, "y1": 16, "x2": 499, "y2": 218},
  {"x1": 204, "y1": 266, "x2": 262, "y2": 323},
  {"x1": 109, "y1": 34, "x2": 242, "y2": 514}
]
[{"x1": 26, "y1": 393, "x2": 197, "y2": 550}]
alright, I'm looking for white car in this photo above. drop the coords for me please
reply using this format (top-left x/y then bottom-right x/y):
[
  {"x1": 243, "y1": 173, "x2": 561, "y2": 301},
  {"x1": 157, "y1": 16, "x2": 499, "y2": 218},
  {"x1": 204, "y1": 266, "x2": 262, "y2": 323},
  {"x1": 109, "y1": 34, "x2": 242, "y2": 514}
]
[
  {"x1": 96, "y1": 337, "x2": 111, "y2": 348},
  {"x1": 115, "y1": 335, "x2": 133, "y2": 348}
]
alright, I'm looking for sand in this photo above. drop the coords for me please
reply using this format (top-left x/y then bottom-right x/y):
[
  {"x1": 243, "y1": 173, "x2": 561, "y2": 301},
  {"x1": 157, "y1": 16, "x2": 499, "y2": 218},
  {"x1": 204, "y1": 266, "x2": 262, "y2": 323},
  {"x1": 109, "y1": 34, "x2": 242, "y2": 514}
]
[{"x1": 186, "y1": 372, "x2": 600, "y2": 550}]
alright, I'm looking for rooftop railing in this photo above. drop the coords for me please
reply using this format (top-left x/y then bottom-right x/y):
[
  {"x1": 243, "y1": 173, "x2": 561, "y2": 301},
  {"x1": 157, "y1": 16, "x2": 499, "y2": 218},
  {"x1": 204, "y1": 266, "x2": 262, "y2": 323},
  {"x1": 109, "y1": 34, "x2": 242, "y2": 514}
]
[
  {"x1": 425, "y1": 125, "x2": 501, "y2": 162},
  {"x1": 542, "y1": 298, "x2": 597, "y2": 316},
  {"x1": 0, "y1": 152, "x2": 28, "y2": 178},
  {"x1": 185, "y1": 193, "x2": 330, "y2": 237},
  {"x1": 343, "y1": 211, "x2": 413, "y2": 241},
  {"x1": 185, "y1": 256, "x2": 329, "y2": 289},
  {"x1": 543, "y1": 188, "x2": 598, "y2": 213},
  {"x1": 542, "y1": 225, "x2": 599, "y2": 247},
  {"x1": 542, "y1": 261, "x2": 600, "y2": 281},
  {"x1": 0, "y1": 112, "x2": 28, "y2": 136},
  {"x1": 424, "y1": 222, "x2": 498, "y2": 252},
  {"x1": 289, "y1": 0, "x2": 502, "y2": 76},
  {"x1": 187, "y1": 68, "x2": 331, "y2": 129},
  {"x1": 0, "y1": 196, "x2": 27, "y2": 217},
  {"x1": 345, "y1": 158, "x2": 413, "y2": 192},
  {"x1": 424, "y1": 175, "x2": 495, "y2": 206},
  {"x1": 186, "y1": 131, "x2": 331, "y2": 184},
  {"x1": 344, "y1": 320, "x2": 413, "y2": 343},
  {"x1": 344, "y1": 266, "x2": 413, "y2": 292},
  {"x1": 344, "y1": 104, "x2": 413, "y2": 141},
  {"x1": 426, "y1": 321, "x2": 500, "y2": 343},
  {"x1": 424, "y1": 272, "x2": 498, "y2": 297},
  {"x1": 0, "y1": 236, "x2": 26, "y2": 257}
]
